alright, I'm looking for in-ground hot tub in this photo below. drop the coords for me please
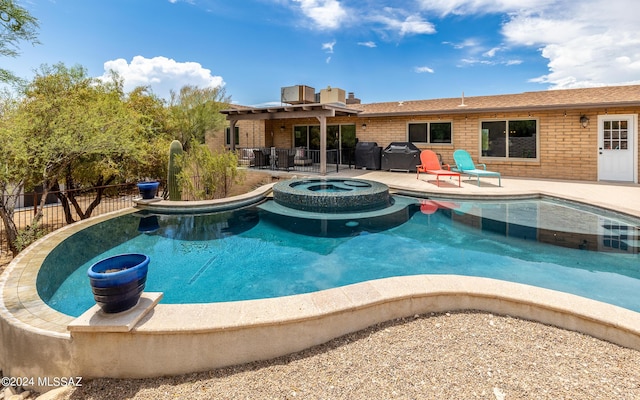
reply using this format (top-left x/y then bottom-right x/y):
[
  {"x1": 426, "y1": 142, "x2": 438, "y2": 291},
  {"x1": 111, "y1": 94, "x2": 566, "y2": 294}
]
[{"x1": 272, "y1": 178, "x2": 392, "y2": 213}]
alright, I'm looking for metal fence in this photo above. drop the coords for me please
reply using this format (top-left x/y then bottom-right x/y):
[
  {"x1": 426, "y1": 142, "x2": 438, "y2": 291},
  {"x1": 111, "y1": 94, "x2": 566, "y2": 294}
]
[
  {"x1": 0, "y1": 183, "x2": 139, "y2": 256},
  {"x1": 237, "y1": 147, "x2": 355, "y2": 174}
]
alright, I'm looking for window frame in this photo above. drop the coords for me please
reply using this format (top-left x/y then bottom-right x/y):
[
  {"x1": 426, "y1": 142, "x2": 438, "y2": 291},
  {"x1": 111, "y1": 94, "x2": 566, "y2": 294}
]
[
  {"x1": 406, "y1": 121, "x2": 453, "y2": 145},
  {"x1": 225, "y1": 126, "x2": 240, "y2": 147},
  {"x1": 479, "y1": 118, "x2": 539, "y2": 161},
  {"x1": 293, "y1": 124, "x2": 356, "y2": 151}
]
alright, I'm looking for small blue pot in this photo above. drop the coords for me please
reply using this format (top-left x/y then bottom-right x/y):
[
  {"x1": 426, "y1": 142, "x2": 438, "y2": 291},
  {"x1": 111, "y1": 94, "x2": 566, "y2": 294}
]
[
  {"x1": 88, "y1": 253, "x2": 149, "y2": 313},
  {"x1": 137, "y1": 181, "x2": 160, "y2": 200}
]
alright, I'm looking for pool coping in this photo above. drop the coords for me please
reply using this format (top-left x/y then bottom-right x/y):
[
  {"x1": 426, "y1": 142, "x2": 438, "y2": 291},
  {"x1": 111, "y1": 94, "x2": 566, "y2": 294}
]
[{"x1": 1, "y1": 178, "x2": 639, "y2": 385}]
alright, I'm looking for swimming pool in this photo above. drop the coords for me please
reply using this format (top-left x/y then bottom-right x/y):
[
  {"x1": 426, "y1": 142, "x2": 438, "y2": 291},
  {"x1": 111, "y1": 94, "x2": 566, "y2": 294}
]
[{"x1": 40, "y1": 196, "x2": 640, "y2": 317}]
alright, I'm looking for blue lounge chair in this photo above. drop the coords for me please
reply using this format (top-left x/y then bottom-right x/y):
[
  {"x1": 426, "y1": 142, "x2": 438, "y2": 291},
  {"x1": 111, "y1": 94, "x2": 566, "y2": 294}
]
[{"x1": 452, "y1": 149, "x2": 501, "y2": 187}]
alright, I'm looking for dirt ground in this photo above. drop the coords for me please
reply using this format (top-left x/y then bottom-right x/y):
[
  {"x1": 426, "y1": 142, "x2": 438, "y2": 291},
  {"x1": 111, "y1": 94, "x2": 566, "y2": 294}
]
[{"x1": 226, "y1": 170, "x2": 281, "y2": 196}]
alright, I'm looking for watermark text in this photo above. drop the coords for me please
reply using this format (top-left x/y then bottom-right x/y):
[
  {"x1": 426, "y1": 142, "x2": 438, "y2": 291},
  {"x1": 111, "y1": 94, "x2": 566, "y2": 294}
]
[{"x1": 1, "y1": 376, "x2": 83, "y2": 387}]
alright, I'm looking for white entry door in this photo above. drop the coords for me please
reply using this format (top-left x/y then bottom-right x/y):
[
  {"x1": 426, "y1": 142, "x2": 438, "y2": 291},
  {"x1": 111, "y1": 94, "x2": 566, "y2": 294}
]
[{"x1": 598, "y1": 114, "x2": 637, "y2": 182}]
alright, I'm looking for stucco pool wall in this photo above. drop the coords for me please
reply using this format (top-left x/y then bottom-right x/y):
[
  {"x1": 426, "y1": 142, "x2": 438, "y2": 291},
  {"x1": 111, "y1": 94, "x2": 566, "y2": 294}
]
[{"x1": 1, "y1": 179, "x2": 640, "y2": 392}]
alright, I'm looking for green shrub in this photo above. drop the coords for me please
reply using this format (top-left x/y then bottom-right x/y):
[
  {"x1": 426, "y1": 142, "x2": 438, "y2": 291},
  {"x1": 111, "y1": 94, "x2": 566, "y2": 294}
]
[{"x1": 177, "y1": 144, "x2": 245, "y2": 201}]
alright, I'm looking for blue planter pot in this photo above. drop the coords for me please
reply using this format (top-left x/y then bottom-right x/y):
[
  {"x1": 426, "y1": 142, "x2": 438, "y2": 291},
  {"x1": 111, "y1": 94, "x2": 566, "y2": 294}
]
[
  {"x1": 137, "y1": 181, "x2": 160, "y2": 200},
  {"x1": 88, "y1": 253, "x2": 149, "y2": 313}
]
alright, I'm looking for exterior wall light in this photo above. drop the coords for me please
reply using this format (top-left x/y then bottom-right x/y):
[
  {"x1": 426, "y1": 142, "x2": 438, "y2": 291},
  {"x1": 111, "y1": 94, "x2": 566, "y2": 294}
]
[
  {"x1": 361, "y1": 123, "x2": 367, "y2": 130},
  {"x1": 580, "y1": 115, "x2": 590, "y2": 128}
]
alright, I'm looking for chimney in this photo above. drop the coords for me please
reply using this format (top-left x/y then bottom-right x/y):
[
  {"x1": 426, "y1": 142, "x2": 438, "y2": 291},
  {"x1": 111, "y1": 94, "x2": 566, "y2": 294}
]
[{"x1": 346, "y1": 92, "x2": 361, "y2": 105}]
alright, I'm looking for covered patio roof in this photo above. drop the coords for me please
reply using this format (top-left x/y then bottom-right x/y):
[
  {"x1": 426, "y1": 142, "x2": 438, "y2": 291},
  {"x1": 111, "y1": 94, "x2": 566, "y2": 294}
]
[
  {"x1": 221, "y1": 102, "x2": 361, "y2": 120},
  {"x1": 221, "y1": 103, "x2": 361, "y2": 175}
]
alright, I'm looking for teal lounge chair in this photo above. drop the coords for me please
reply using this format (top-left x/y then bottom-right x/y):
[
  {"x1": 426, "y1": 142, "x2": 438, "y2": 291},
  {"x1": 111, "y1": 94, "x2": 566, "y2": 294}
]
[{"x1": 452, "y1": 149, "x2": 501, "y2": 187}]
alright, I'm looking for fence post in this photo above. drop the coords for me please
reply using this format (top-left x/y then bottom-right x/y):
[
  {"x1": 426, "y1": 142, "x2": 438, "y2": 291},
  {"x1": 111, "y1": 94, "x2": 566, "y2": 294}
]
[{"x1": 33, "y1": 192, "x2": 38, "y2": 216}]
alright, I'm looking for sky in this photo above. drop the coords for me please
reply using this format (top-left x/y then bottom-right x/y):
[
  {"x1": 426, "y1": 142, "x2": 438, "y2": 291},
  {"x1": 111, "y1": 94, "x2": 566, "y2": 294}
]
[{"x1": 5, "y1": 0, "x2": 640, "y2": 106}]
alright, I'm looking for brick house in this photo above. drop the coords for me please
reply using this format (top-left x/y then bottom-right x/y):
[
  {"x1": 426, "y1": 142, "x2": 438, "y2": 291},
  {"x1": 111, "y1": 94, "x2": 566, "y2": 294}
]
[{"x1": 215, "y1": 85, "x2": 640, "y2": 183}]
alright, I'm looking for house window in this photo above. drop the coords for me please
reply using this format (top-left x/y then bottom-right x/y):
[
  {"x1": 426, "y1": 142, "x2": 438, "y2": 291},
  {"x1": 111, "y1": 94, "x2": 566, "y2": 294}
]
[
  {"x1": 408, "y1": 122, "x2": 452, "y2": 144},
  {"x1": 603, "y1": 120, "x2": 628, "y2": 150},
  {"x1": 294, "y1": 124, "x2": 355, "y2": 151},
  {"x1": 225, "y1": 126, "x2": 239, "y2": 146},
  {"x1": 481, "y1": 119, "x2": 537, "y2": 159}
]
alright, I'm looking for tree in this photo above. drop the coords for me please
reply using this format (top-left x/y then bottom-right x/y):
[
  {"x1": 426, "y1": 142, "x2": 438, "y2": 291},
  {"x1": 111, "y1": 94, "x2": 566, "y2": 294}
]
[
  {"x1": 125, "y1": 85, "x2": 173, "y2": 186},
  {"x1": 0, "y1": 91, "x2": 30, "y2": 253},
  {"x1": 0, "y1": 0, "x2": 39, "y2": 84},
  {"x1": 168, "y1": 85, "x2": 230, "y2": 151},
  {"x1": 0, "y1": 64, "x2": 157, "y2": 256}
]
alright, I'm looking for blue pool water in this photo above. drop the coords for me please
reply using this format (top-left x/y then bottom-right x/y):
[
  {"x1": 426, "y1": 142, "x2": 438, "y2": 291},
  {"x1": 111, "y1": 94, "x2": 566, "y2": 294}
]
[{"x1": 40, "y1": 196, "x2": 640, "y2": 317}]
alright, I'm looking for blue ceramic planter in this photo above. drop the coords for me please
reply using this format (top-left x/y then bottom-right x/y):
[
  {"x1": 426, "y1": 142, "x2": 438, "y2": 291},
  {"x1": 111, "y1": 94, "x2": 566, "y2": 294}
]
[
  {"x1": 137, "y1": 181, "x2": 160, "y2": 200},
  {"x1": 88, "y1": 253, "x2": 149, "y2": 313}
]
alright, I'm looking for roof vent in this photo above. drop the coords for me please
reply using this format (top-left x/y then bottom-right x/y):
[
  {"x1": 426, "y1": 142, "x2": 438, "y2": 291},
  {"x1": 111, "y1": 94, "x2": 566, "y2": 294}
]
[{"x1": 459, "y1": 92, "x2": 467, "y2": 107}]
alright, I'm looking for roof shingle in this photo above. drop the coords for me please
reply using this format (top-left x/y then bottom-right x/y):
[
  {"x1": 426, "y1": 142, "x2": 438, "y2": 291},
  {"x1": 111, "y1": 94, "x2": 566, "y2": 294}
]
[{"x1": 351, "y1": 85, "x2": 640, "y2": 116}]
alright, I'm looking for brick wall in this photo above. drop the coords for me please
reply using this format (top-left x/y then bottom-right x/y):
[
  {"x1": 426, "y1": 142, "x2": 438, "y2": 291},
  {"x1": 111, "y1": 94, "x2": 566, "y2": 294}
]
[
  {"x1": 208, "y1": 119, "x2": 267, "y2": 151},
  {"x1": 354, "y1": 108, "x2": 639, "y2": 182},
  {"x1": 211, "y1": 108, "x2": 639, "y2": 182}
]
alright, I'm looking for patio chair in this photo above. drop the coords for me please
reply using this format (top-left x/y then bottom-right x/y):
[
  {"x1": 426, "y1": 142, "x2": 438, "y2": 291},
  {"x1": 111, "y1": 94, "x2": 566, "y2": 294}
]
[
  {"x1": 252, "y1": 149, "x2": 270, "y2": 169},
  {"x1": 276, "y1": 148, "x2": 296, "y2": 171},
  {"x1": 452, "y1": 149, "x2": 501, "y2": 187},
  {"x1": 294, "y1": 147, "x2": 313, "y2": 166},
  {"x1": 416, "y1": 150, "x2": 461, "y2": 187}
]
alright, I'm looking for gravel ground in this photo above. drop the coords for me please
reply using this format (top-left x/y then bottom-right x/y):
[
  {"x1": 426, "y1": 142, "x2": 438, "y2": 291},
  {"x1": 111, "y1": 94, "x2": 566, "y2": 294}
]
[{"x1": 57, "y1": 311, "x2": 640, "y2": 400}]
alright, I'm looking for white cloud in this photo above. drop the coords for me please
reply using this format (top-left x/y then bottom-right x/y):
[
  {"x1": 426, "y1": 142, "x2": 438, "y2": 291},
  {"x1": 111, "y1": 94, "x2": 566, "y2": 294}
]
[
  {"x1": 322, "y1": 40, "x2": 336, "y2": 63},
  {"x1": 443, "y1": 38, "x2": 481, "y2": 50},
  {"x1": 285, "y1": 0, "x2": 640, "y2": 90},
  {"x1": 357, "y1": 41, "x2": 377, "y2": 48},
  {"x1": 369, "y1": 12, "x2": 436, "y2": 37},
  {"x1": 414, "y1": 66, "x2": 434, "y2": 73},
  {"x1": 420, "y1": 0, "x2": 640, "y2": 89},
  {"x1": 100, "y1": 56, "x2": 224, "y2": 99},
  {"x1": 397, "y1": 15, "x2": 436, "y2": 36},
  {"x1": 459, "y1": 58, "x2": 493, "y2": 66},
  {"x1": 292, "y1": 0, "x2": 347, "y2": 30},
  {"x1": 322, "y1": 40, "x2": 336, "y2": 53},
  {"x1": 416, "y1": 0, "x2": 555, "y2": 17},
  {"x1": 290, "y1": 2, "x2": 435, "y2": 38},
  {"x1": 499, "y1": 0, "x2": 640, "y2": 88},
  {"x1": 483, "y1": 47, "x2": 502, "y2": 58}
]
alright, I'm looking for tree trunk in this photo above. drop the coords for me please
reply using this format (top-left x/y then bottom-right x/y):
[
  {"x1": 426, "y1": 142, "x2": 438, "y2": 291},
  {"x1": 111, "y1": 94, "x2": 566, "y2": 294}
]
[
  {"x1": 51, "y1": 181, "x2": 76, "y2": 225},
  {"x1": 0, "y1": 181, "x2": 25, "y2": 256},
  {"x1": 55, "y1": 173, "x2": 115, "y2": 223}
]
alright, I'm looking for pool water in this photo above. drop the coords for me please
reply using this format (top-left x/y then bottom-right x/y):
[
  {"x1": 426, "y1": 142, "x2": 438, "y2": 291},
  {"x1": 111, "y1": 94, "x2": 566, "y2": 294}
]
[
  {"x1": 308, "y1": 184, "x2": 351, "y2": 192},
  {"x1": 41, "y1": 197, "x2": 640, "y2": 317}
]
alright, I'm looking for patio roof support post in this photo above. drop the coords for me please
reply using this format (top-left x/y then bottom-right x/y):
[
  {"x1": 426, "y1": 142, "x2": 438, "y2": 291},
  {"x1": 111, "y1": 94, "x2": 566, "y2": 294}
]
[
  {"x1": 316, "y1": 115, "x2": 327, "y2": 175},
  {"x1": 229, "y1": 119, "x2": 238, "y2": 151}
]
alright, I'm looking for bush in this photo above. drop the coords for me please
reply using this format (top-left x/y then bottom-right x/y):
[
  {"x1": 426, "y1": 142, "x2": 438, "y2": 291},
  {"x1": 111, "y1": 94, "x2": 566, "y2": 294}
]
[
  {"x1": 14, "y1": 223, "x2": 46, "y2": 252},
  {"x1": 177, "y1": 144, "x2": 245, "y2": 201}
]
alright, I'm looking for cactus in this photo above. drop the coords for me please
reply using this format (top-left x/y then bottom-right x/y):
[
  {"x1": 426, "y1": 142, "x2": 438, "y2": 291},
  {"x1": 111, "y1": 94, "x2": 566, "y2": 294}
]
[{"x1": 168, "y1": 140, "x2": 183, "y2": 201}]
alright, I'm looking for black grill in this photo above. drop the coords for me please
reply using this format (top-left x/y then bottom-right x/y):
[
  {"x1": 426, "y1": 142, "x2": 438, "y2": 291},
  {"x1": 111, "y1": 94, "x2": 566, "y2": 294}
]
[
  {"x1": 354, "y1": 142, "x2": 382, "y2": 170},
  {"x1": 381, "y1": 142, "x2": 421, "y2": 172}
]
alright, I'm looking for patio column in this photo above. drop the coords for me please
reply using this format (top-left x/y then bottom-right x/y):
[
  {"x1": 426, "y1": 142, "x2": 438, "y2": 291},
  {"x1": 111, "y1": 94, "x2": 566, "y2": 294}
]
[
  {"x1": 317, "y1": 115, "x2": 327, "y2": 175},
  {"x1": 229, "y1": 119, "x2": 238, "y2": 151}
]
